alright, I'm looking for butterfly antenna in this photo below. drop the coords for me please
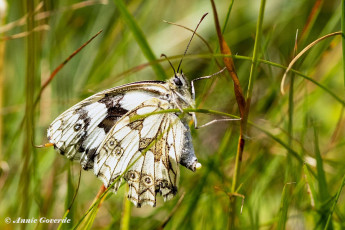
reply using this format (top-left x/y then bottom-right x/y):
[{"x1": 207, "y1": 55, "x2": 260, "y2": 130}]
[
  {"x1": 176, "y1": 13, "x2": 208, "y2": 73},
  {"x1": 161, "y1": 53, "x2": 177, "y2": 76}
]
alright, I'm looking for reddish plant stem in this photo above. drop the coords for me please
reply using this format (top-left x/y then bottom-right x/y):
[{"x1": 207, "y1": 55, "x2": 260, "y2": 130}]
[{"x1": 210, "y1": 0, "x2": 248, "y2": 228}]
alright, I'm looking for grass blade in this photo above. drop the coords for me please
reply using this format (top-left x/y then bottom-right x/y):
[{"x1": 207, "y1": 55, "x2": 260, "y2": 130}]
[
  {"x1": 342, "y1": 0, "x2": 345, "y2": 85},
  {"x1": 281, "y1": 31, "x2": 342, "y2": 94},
  {"x1": 313, "y1": 125, "x2": 332, "y2": 229},
  {"x1": 277, "y1": 183, "x2": 294, "y2": 230},
  {"x1": 324, "y1": 174, "x2": 345, "y2": 229},
  {"x1": 113, "y1": 0, "x2": 166, "y2": 80},
  {"x1": 313, "y1": 125, "x2": 329, "y2": 201},
  {"x1": 246, "y1": 0, "x2": 266, "y2": 101},
  {"x1": 19, "y1": 0, "x2": 36, "y2": 221},
  {"x1": 74, "y1": 186, "x2": 108, "y2": 229},
  {"x1": 120, "y1": 186, "x2": 131, "y2": 230}
]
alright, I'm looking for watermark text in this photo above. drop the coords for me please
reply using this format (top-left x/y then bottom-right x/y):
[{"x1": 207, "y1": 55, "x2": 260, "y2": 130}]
[{"x1": 4, "y1": 217, "x2": 71, "y2": 224}]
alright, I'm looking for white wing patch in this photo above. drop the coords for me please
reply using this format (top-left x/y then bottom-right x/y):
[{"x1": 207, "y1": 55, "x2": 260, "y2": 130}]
[
  {"x1": 120, "y1": 91, "x2": 157, "y2": 111},
  {"x1": 83, "y1": 127, "x2": 106, "y2": 151},
  {"x1": 141, "y1": 114, "x2": 163, "y2": 138}
]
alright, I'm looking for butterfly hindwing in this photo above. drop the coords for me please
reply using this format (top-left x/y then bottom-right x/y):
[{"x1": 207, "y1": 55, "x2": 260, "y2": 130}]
[{"x1": 94, "y1": 97, "x2": 188, "y2": 207}]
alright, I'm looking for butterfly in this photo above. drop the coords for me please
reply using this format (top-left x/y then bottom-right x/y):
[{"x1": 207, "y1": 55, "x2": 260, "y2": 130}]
[{"x1": 47, "y1": 14, "x2": 219, "y2": 207}]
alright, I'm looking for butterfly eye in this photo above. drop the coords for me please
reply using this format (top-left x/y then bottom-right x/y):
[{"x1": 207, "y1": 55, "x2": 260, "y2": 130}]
[{"x1": 173, "y1": 77, "x2": 183, "y2": 86}]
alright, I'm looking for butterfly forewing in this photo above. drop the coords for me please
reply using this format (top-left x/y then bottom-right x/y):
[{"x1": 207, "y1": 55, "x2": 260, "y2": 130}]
[
  {"x1": 47, "y1": 82, "x2": 170, "y2": 170},
  {"x1": 47, "y1": 94, "x2": 113, "y2": 166}
]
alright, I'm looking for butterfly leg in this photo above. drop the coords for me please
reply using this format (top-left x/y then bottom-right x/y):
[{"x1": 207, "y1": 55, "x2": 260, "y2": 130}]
[
  {"x1": 191, "y1": 67, "x2": 227, "y2": 129},
  {"x1": 191, "y1": 67, "x2": 227, "y2": 102},
  {"x1": 194, "y1": 118, "x2": 241, "y2": 129}
]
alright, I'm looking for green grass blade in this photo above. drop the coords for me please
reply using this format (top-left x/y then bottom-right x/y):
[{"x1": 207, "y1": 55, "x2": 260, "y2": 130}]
[
  {"x1": 73, "y1": 193, "x2": 108, "y2": 230},
  {"x1": 221, "y1": 0, "x2": 234, "y2": 33},
  {"x1": 298, "y1": 0, "x2": 323, "y2": 47},
  {"x1": 313, "y1": 125, "x2": 333, "y2": 229},
  {"x1": 81, "y1": 206, "x2": 100, "y2": 230},
  {"x1": 19, "y1": 0, "x2": 36, "y2": 221},
  {"x1": 286, "y1": 72, "x2": 295, "y2": 181},
  {"x1": 113, "y1": 0, "x2": 166, "y2": 80},
  {"x1": 302, "y1": 6, "x2": 341, "y2": 69},
  {"x1": 277, "y1": 183, "x2": 293, "y2": 230},
  {"x1": 324, "y1": 174, "x2": 345, "y2": 229},
  {"x1": 64, "y1": 165, "x2": 76, "y2": 229},
  {"x1": 57, "y1": 210, "x2": 71, "y2": 230},
  {"x1": 342, "y1": 0, "x2": 345, "y2": 85},
  {"x1": 120, "y1": 187, "x2": 131, "y2": 230},
  {"x1": 246, "y1": 0, "x2": 266, "y2": 100},
  {"x1": 313, "y1": 125, "x2": 329, "y2": 201}
]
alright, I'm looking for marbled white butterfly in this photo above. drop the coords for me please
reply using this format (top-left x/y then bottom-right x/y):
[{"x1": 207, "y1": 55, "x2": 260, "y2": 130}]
[{"x1": 47, "y1": 14, "x2": 219, "y2": 207}]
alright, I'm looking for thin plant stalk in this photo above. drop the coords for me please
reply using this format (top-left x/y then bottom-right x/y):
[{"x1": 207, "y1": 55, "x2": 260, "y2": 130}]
[
  {"x1": 0, "y1": 4, "x2": 6, "y2": 162},
  {"x1": 230, "y1": 0, "x2": 266, "y2": 227},
  {"x1": 342, "y1": 0, "x2": 345, "y2": 85},
  {"x1": 19, "y1": 0, "x2": 36, "y2": 221},
  {"x1": 120, "y1": 186, "x2": 131, "y2": 230}
]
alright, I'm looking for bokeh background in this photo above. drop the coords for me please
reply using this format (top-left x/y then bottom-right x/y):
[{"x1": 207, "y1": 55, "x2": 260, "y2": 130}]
[{"x1": 1, "y1": 0, "x2": 345, "y2": 229}]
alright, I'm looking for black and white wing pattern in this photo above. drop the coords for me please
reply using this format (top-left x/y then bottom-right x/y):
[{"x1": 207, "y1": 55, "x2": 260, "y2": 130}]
[
  {"x1": 47, "y1": 82, "x2": 169, "y2": 170},
  {"x1": 47, "y1": 73, "x2": 201, "y2": 207},
  {"x1": 94, "y1": 97, "x2": 199, "y2": 207}
]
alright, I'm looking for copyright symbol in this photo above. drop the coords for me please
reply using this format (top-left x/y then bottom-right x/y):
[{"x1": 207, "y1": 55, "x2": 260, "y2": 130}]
[{"x1": 5, "y1": 217, "x2": 11, "y2": 224}]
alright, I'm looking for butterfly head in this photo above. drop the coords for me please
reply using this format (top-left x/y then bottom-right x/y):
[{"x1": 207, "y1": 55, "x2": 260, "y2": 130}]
[
  {"x1": 167, "y1": 72, "x2": 194, "y2": 109},
  {"x1": 172, "y1": 72, "x2": 189, "y2": 88}
]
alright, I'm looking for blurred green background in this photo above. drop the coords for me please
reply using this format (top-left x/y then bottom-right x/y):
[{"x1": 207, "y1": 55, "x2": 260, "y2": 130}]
[{"x1": 1, "y1": 0, "x2": 345, "y2": 229}]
